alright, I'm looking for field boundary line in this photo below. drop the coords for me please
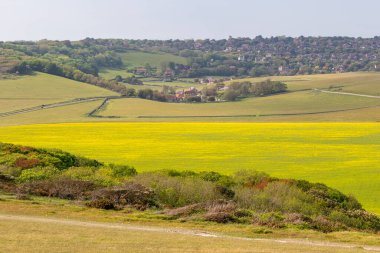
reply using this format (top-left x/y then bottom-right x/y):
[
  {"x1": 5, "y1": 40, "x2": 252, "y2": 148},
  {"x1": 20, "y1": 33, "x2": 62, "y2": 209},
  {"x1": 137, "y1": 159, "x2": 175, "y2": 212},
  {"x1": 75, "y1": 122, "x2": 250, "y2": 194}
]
[
  {"x1": 87, "y1": 96, "x2": 125, "y2": 118},
  {"x1": 315, "y1": 89, "x2": 380, "y2": 98},
  {"x1": 137, "y1": 105, "x2": 380, "y2": 119},
  {"x1": 0, "y1": 213, "x2": 379, "y2": 251},
  {"x1": 0, "y1": 96, "x2": 122, "y2": 118}
]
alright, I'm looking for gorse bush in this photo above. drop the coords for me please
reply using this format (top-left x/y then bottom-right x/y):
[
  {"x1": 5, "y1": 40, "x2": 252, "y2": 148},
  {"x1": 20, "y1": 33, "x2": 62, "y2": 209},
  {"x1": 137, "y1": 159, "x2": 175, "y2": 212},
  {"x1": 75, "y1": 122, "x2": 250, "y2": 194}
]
[
  {"x1": 0, "y1": 143, "x2": 102, "y2": 171},
  {"x1": 17, "y1": 167, "x2": 60, "y2": 183},
  {"x1": 61, "y1": 165, "x2": 136, "y2": 186}
]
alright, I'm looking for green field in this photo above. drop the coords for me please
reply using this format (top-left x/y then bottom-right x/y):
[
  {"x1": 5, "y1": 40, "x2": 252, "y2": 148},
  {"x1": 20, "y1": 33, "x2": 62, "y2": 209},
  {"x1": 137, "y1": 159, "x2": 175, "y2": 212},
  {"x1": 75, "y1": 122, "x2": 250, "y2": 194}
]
[
  {"x1": 99, "y1": 51, "x2": 188, "y2": 81},
  {"x1": 142, "y1": 80, "x2": 203, "y2": 89},
  {"x1": 0, "y1": 100, "x2": 108, "y2": 126},
  {"x1": 120, "y1": 51, "x2": 188, "y2": 68},
  {"x1": 0, "y1": 72, "x2": 117, "y2": 113},
  {"x1": 92, "y1": 72, "x2": 380, "y2": 121},
  {"x1": 2, "y1": 72, "x2": 380, "y2": 123},
  {"x1": 98, "y1": 68, "x2": 134, "y2": 80},
  {"x1": 98, "y1": 91, "x2": 380, "y2": 120},
  {"x1": 230, "y1": 72, "x2": 380, "y2": 95},
  {"x1": 0, "y1": 122, "x2": 379, "y2": 215}
]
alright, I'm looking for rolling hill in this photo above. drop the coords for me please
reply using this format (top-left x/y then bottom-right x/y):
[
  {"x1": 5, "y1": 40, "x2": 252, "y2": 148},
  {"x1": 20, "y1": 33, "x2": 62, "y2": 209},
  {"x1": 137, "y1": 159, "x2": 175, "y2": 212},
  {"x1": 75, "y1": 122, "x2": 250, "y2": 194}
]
[
  {"x1": 1, "y1": 72, "x2": 380, "y2": 124},
  {"x1": 99, "y1": 51, "x2": 188, "y2": 80},
  {"x1": 0, "y1": 73, "x2": 118, "y2": 114}
]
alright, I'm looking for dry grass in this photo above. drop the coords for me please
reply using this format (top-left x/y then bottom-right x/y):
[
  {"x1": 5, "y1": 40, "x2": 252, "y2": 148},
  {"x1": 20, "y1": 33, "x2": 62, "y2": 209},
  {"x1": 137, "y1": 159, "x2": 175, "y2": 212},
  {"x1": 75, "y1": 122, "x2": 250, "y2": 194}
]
[
  {"x1": 0, "y1": 194, "x2": 378, "y2": 252},
  {"x1": 2, "y1": 218, "x2": 370, "y2": 253}
]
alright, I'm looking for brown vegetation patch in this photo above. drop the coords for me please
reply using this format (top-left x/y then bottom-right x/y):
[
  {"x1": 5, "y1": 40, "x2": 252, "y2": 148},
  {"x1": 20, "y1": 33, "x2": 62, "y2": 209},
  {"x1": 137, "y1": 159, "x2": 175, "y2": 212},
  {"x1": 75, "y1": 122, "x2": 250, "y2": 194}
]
[
  {"x1": 87, "y1": 183, "x2": 156, "y2": 210},
  {"x1": 19, "y1": 178, "x2": 97, "y2": 200},
  {"x1": 14, "y1": 158, "x2": 41, "y2": 169}
]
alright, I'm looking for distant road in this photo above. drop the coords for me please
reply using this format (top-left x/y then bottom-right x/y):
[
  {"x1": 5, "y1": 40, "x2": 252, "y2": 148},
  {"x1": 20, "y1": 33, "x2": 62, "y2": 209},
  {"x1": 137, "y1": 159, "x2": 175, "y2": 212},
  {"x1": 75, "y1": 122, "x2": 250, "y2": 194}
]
[
  {"x1": 0, "y1": 214, "x2": 379, "y2": 251},
  {"x1": 314, "y1": 89, "x2": 380, "y2": 99}
]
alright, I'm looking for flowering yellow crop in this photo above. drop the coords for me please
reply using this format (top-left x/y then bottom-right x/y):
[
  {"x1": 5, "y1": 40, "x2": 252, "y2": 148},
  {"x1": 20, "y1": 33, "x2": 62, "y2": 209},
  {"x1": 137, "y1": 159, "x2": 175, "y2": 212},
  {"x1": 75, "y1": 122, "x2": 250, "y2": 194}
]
[{"x1": 0, "y1": 122, "x2": 379, "y2": 214}]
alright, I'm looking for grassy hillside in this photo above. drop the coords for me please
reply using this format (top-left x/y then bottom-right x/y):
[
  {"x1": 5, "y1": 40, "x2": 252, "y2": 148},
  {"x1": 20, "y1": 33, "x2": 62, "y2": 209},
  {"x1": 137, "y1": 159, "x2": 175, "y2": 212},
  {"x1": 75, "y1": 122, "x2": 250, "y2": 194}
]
[
  {"x1": 120, "y1": 51, "x2": 188, "y2": 68},
  {"x1": 0, "y1": 73, "x2": 117, "y2": 113},
  {"x1": 0, "y1": 100, "x2": 107, "y2": 126},
  {"x1": 98, "y1": 68, "x2": 134, "y2": 80},
  {"x1": 98, "y1": 51, "x2": 188, "y2": 80},
  {"x1": 229, "y1": 72, "x2": 380, "y2": 95},
  {"x1": 0, "y1": 217, "x2": 372, "y2": 253},
  {"x1": 92, "y1": 72, "x2": 380, "y2": 122},
  {"x1": 98, "y1": 91, "x2": 380, "y2": 120},
  {"x1": 1, "y1": 72, "x2": 380, "y2": 123},
  {"x1": 0, "y1": 122, "x2": 379, "y2": 214}
]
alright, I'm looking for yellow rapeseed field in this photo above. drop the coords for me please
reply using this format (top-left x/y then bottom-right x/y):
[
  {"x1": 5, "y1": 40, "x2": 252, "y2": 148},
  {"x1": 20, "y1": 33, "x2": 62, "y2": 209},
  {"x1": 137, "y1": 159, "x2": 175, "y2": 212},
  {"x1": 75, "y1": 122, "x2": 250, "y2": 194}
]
[{"x1": 0, "y1": 122, "x2": 379, "y2": 214}]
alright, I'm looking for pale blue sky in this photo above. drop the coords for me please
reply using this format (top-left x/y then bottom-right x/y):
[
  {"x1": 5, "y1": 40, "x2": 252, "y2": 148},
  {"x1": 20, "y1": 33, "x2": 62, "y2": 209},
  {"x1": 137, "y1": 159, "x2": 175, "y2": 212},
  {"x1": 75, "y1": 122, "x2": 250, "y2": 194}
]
[{"x1": 1, "y1": 0, "x2": 379, "y2": 41}]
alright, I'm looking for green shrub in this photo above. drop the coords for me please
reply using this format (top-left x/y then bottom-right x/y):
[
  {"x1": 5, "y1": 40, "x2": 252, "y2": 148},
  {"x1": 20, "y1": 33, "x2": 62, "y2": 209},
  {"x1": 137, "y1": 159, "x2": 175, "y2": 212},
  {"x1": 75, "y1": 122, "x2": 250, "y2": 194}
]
[
  {"x1": 253, "y1": 212, "x2": 286, "y2": 228},
  {"x1": 296, "y1": 180, "x2": 360, "y2": 211},
  {"x1": 234, "y1": 181, "x2": 319, "y2": 216},
  {"x1": 93, "y1": 167, "x2": 119, "y2": 186},
  {"x1": 108, "y1": 164, "x2": 137, "y2": 178},
  {"x1": 61, "y1": 167, "x2": 96, "y2": 181},
  {"x1": 345, "y1": 210, "x2": 380, "y2": 231},
  {"x1": 134, "y1": 173, "x2": 222, "y2": 207},
  {"x1": 62, "y1": 166, "x2": 122, "y2": 186},
  {"x1": 0, "y1": 165, "x2": 22, "y2": 177},
  {"x1": 17, "y1": 167, "x2": 60, "y2": 183},
  {"x1": 234, "y1": 170, "x2": 271, "y2": 187},
  {"x1": 311, "y1": 216, "x2": 340, "y2": 233},
  {"x1": 0, "y1": 143, "x2": 102, "y2": 171}
]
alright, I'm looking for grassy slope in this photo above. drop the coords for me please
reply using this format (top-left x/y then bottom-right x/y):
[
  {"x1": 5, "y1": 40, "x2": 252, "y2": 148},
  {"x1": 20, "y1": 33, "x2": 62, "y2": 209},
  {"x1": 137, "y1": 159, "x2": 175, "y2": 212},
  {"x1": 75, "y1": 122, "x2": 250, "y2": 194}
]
[
  {"x1": 2, "y1": 72, "x2": 380, "y2": 122},
  {"x1": 0, "y1": 100, "x2": 108, "y2": 126},
  {"x1": 98, "y1": 91, "x2": 380, "y2": 119},
  {"x1": 0, "y1": 122, "x2": 379, "y2": 214},
  {"x1": 94, "y1": 72, "x2": 380, "y2": 121},
  {"x1": 120, "y1": 51, "x2": 188, "y2": 68},
  {"x1": 0, "y1": 195, "x2": 377, "y2": 252},
  {"x1": 0, "y1": 72, "x2": 117, "y2": 113},
  {"x1": 229, "y1": 72, "x2": 380, "y2": 95},
  {"x1": 1, "y1": 219, "x2": 368, "y2": 253},
  {"x1": 99, "y1": 51, "x2": 188, "y2": 80},
  {"x1": 98, "y1": 68, "x2": 134, "y2": 80},
  {"x1": 143, "y1": 80, "x2": 203, "y2": 89}
]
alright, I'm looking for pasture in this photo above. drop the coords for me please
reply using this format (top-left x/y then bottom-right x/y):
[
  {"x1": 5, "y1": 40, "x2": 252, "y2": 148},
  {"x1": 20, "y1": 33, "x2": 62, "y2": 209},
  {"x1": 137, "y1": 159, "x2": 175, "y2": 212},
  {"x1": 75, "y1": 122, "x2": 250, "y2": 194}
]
[
  {"x1": 229, "y1": 72, "x2": 380, "y2": 95},
  {"x1": 98, "y1": 91, "x2": 380, "y2": 120},
  {"x1": 99, "y1": 51, "x2": 188, "y2": 80},
  {"x1": 2, "y1": 72, "x2": 380, "y2": 123},
  {"x1": 120, "y1": 51, "x2": 188, "y2": 68},
  {"x1": 98, "y1": 68, "x2": 134, "y2": 80},
  {"x1": 0, "y1": 73, "x2": 117, "y2": 113},
  {"x1": 0, "y1": 122, "x2": 379, "y2": 214}
]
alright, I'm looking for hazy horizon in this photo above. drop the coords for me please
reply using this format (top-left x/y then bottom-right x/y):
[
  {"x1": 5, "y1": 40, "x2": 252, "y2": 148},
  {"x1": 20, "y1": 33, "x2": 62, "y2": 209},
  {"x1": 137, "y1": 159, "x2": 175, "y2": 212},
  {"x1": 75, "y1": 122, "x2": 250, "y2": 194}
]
[{"x1": 1, "y1": 0, "x2": 380, "y2": 41}]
